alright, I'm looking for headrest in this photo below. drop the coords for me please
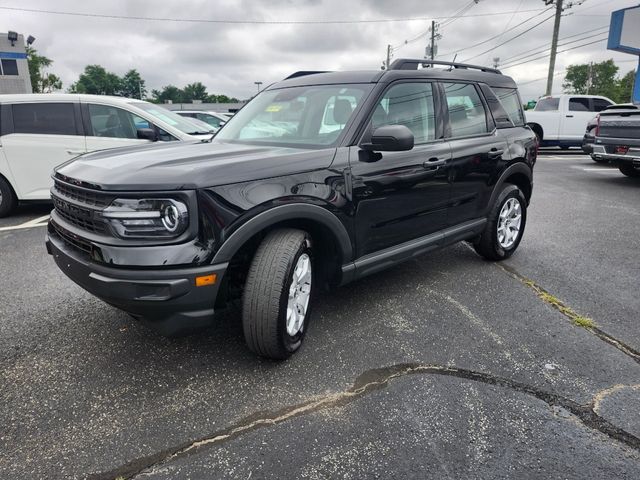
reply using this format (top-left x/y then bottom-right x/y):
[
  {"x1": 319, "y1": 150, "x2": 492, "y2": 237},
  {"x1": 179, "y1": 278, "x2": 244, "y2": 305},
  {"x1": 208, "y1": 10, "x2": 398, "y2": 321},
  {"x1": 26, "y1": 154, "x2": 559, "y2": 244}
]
[
  {"x1": 105, "y1": 114, "x2": 120, "y2": 128},
  {"x1": 333, "y1": 98, "x2": 353, "y2": 125}
]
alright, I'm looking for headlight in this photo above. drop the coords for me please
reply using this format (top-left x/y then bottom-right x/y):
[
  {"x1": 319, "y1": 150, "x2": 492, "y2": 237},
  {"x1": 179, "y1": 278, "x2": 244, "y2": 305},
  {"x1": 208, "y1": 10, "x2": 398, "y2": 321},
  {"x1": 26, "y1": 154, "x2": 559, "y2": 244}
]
[{"x1": 101, "y1": 198, "x2": 189, "y2": 238}]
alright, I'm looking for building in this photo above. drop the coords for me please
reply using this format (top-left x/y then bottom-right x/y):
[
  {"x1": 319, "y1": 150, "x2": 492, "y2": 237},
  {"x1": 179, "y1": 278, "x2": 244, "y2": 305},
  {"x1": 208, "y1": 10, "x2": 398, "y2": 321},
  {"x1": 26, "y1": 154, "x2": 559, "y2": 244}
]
[{"x1": 0, "y1": 32, "x2": 33, "y2": 94}]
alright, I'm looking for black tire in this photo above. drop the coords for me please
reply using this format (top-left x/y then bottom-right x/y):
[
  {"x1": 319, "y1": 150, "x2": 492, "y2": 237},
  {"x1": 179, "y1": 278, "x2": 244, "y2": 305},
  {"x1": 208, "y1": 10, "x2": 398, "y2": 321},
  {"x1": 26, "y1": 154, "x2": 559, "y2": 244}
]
[
  {"x1": 473, "y1": 184, "x2": 527, "y2": 261},
  {"x1": 0, "y1": 176, "x2": 17, "y2": 218},
  {"x1": 619, "y1": 164, "x2": 640, "y2": 178},
  {"x1": 242, "y1": 228, "x2": 313, "y2": 360}
]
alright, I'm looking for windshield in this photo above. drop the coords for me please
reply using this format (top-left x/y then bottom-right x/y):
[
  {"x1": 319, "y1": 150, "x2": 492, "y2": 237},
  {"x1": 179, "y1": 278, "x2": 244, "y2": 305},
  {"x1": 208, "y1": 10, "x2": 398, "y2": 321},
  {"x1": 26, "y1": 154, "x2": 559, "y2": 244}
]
[
  {"x1": 129, "y1": 102, "x2": 211, "y2": 135},
  {"x1": 534, "y1": 97, "x2": 560, "y2": 111},
  {"x1": 214, "y1": 84, "x2": 372, "y2": 148}
]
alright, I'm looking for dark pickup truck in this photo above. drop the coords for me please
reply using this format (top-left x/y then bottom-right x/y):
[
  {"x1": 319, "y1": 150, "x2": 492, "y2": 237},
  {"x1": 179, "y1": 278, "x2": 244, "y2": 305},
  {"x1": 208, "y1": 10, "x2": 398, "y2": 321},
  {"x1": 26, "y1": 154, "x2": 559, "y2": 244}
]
[{"x1": 593, "y1": 107, "x2": 640, "y2": 177}]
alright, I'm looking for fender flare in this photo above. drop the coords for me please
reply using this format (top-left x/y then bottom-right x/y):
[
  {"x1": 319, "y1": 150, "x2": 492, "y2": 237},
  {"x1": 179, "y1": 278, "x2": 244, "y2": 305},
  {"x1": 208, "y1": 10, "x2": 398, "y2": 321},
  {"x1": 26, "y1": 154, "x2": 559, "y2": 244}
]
[
  {"x1": 488, "y1": 162, "x2": 532, "y2": 208},
  {"x1": 212, "y1": 203, "x2": 353, "y2": 264}
]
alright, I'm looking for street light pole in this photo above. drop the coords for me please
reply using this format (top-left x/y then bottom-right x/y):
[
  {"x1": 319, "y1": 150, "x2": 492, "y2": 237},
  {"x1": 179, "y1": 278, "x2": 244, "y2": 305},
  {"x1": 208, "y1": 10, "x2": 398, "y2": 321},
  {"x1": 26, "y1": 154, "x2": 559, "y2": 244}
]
[{"x1": 254, "y1": 81, "x2": 263, "y2": 93}]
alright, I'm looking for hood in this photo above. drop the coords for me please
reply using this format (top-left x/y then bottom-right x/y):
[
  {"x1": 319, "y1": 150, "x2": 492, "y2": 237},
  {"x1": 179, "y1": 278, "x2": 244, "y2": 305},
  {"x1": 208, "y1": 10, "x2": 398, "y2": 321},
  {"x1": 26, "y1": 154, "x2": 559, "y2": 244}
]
[{"x1": 55, "y1": 141, "x2": 337, "y2": 191}]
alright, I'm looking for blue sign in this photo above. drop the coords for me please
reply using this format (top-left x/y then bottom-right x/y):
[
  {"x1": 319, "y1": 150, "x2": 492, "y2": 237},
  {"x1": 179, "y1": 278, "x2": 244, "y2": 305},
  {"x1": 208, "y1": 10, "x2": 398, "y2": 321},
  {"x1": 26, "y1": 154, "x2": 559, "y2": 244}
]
[
  {"x1": 0, "y1": 51, "x2": 28, "y2": 60},
  {"x1": 608, "y1": 5, "x2": 640, "y2": 104}
]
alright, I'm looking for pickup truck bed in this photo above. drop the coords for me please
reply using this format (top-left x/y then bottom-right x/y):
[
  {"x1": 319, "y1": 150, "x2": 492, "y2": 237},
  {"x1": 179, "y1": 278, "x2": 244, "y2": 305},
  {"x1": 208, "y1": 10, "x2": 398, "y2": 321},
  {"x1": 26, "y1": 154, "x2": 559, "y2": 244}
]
[{"x1": 593, "y1": 108, "x2": 640, "y2": 177}]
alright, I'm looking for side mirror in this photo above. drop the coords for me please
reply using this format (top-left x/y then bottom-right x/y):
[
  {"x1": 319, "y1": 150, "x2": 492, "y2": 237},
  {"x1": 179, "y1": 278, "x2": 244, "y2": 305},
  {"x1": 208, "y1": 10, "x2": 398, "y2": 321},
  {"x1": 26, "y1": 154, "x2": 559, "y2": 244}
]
[
  {"x1": 137, "y1": 128, "x2": 158, "y2": 142},
  {"x1": 361, "y1": 125, "x2": 414, "y2": 152}
]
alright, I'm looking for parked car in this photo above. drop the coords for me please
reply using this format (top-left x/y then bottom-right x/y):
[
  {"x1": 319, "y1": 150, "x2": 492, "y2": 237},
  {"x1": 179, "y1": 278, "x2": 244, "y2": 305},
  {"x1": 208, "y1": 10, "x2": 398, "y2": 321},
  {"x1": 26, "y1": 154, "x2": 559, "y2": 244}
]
[
  {"x1": 173, "y1": 110, "x2": 229, "y2": 131},
  {"x1": 592, "y1": 105, "x2": 640, "y2": 177},
  {"x1": 583, "y1": 104, "x2": 638, "y2": 162},
  {"x1": 0, "y1": 94, "x2": 216, "y2": 217},
  {"x1": 46, "y1": 59, "x2": 537, "y2": 359},
  {"x1": 525, "y1": 94, "x2": 614, "y2": 149}
]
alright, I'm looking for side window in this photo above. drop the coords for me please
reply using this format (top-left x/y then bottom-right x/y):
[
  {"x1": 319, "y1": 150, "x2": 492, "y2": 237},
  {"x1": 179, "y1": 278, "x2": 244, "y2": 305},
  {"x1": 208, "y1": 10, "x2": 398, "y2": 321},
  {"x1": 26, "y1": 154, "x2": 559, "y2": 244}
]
[
  {"x1": 1, "y1": 59, "x2": 19, "y2": 76},
  {"x1": 12, "y1": 103, "x2": 77, "y2": 135},
  {"x1": 569, "y1": 98, "x2": 590, "y2": 112},
  {"x1": 592, "y1": 99, "x2": 612, "y2": 112},
  {"x1": 443, "y1": 83, "x2": 489, "y2": 137},
  {"x1": 372, "y1": 82, "x2": 436, "y2": 144},
  {"x1": 492, "y1": 87, "x2": 525, "y2": 126},
  {"x1": 87, "y1": 104, "x2": 141, "y2": 139},
  {"x1": 197, "y1": 113, "x2": 222, "y2": 128}
]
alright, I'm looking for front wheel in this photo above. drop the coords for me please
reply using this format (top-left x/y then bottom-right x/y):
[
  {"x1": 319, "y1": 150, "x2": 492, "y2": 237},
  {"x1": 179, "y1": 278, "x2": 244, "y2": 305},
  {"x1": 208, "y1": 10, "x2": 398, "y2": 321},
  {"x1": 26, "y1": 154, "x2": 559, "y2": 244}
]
[
  {"x1": 242, "y1": 229, "x2": 313, "y2": 359},
  {"x1": 473, "y1": 184, "x2": 527, "y2": 261},
  {"x1": 619, "y1": 164, "x2": 640, "y2": 178},
  {"x1": 0, "y1": 176, "x2": 17, "y2": 218}
]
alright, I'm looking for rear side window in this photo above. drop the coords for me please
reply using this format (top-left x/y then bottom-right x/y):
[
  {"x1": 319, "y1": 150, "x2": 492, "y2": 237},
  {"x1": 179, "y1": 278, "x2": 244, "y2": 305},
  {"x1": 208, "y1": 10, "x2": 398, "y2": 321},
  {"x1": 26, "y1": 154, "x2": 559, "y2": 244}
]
[
  {"x1": 443, "y1": 83, "x2": 488, "y2": 137},
  {"x1": 492, "y1": 87, "x2": 525, "y2": 126},
  {"x1": 592, "y1": 98, "x2": 612, "y2": 112},
  {"x1": 534, "y1": 97, "x2": 559, "y2": 111},
  {"x1": 569, "y1": 98, "x2": 590, "y2": 112},
  {"x1": 12, "y1": 103, "x2": 77, "y2": 135}
]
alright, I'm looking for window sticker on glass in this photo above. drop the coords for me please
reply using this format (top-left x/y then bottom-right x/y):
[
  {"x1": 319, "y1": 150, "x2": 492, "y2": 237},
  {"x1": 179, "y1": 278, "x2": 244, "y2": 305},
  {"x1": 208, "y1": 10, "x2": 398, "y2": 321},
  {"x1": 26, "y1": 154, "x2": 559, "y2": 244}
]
[{"x1": 266, "y1": 104, "x2": 283, "y2": 112}]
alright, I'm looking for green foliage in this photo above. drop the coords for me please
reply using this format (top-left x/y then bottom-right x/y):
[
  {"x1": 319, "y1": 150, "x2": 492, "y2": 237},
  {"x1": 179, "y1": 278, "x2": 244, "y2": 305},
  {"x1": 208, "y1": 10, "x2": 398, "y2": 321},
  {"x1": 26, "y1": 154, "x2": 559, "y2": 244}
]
[
  {"x1": 120, "y1": 69, "x2": 146, "y2": 99},
  {"x1": 563, "y1": 59, "x2": 636, "y2": 103},
  {"x1": 69, "y1": 65, "x2": 122, "y2": 95},
  {"x1": 151, "y1": 84, "x2": 239, "y2": 104},
  {"x1": 151, "y1": 85, "x2": 184, "y2": 103},
  {"x1": 26, "y1": 46, "x2": 62, "y2": 93}
]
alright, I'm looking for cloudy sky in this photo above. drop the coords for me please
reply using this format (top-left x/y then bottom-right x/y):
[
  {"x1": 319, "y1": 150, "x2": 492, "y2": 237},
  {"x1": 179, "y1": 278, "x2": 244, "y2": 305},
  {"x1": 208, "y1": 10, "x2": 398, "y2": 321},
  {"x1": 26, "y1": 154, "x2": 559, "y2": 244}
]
[{"x1": 2, "y1": 0, "x2": 637, "y2": 100}]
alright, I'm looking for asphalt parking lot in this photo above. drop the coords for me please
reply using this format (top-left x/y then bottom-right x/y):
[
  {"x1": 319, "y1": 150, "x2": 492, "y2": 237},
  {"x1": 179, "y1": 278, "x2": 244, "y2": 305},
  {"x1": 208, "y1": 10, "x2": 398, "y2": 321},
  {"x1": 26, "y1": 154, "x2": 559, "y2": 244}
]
[{"x1": 1, "y1": 150, "x2": 639, "y2": 479}]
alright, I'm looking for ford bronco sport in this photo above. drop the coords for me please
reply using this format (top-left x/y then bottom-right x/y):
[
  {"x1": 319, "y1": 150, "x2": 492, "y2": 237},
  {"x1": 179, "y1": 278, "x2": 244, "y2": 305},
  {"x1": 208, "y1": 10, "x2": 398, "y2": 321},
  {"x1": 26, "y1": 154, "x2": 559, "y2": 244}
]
[{"x1": 46, "y1": 59, "x2": 537, "y2": 359}]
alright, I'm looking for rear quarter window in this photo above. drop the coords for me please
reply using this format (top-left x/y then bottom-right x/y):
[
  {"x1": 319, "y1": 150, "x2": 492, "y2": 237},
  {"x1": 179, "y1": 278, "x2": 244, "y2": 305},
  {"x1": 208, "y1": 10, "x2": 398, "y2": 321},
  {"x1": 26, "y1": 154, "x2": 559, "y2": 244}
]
[
  {"x1": 492, "y1": 87, "x2": 525, "y2": 126},
  {"x1": 534, "y1": 97, "x2": 559, "y2": 111},
  {"x1": 12, "y1": 103, "x2": 77, "y2": 135}
]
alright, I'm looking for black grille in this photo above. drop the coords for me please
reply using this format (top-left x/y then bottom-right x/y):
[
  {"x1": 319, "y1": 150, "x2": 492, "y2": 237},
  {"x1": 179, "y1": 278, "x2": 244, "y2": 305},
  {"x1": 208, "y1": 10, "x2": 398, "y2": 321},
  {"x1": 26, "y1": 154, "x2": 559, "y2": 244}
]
[
  {"x1": 50, "y1": 221, "x2": 92, "y2": 254},
  {"x1": 53, "y1": 180, "x2": 111, "y2": 207},
  {"x1": 52, "y1": 196, "x2": 106, "y2": 234}
]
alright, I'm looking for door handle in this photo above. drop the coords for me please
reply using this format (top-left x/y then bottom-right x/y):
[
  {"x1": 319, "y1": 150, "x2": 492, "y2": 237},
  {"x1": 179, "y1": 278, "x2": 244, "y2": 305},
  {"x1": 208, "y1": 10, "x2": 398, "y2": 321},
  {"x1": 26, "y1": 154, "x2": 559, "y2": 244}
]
[
  {"x1": 423, "y1": 157, "x2": 447, "y2": 169},
  {"x1": 487, "y1": 148, "x2": 504, "y2": 159},
  {"x1": 66, "y1": 150, "x2": 85, "y2": 155},
  {"x1": 565, "y1": 115, "x2": 574, "y2": 118}
]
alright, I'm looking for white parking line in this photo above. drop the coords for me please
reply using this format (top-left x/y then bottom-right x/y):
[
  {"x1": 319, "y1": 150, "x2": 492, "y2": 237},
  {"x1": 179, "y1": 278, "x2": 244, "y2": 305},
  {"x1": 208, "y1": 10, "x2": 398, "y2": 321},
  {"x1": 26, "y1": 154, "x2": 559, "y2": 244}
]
[{"x1": 0, "y1": 215, "x2": 50, "y2": 232}]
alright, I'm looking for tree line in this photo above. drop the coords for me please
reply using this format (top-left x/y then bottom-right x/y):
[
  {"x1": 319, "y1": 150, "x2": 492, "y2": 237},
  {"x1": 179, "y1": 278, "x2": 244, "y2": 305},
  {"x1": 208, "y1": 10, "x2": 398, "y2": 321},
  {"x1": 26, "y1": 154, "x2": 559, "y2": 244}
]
[
  {"x1": 562, "y1": 59, "x2": 635, "y2": 104},
  {"x1": 26, "y1": 47, "x2": 240, "y2": 103}
]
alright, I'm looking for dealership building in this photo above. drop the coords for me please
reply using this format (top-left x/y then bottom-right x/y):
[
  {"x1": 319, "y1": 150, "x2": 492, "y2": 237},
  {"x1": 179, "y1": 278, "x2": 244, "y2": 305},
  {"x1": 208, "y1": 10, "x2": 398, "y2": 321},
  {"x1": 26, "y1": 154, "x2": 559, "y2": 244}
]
[{"x1": 0, "y1": 32, "x2": 33, "y2": 94}]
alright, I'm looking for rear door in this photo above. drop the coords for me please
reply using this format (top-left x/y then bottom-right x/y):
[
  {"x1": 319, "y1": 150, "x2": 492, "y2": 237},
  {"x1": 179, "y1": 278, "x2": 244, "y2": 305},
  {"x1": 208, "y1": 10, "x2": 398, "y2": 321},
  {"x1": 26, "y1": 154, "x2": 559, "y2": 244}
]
[
  {"x1": 82, "y1": 103, "x2": 154, "y2": 153},
  {"x1": 1, "y1": 102, "x2": 86, "y2": 200},
  {"x1": 560, "y1": 97, "x2": 603, "y2": 141},
  {"x1": 443, "y1": 82, "x2": 508, "y2": 226},
  {"x1": 350, "y1": 81, "x2": 451, "y2": 257}
]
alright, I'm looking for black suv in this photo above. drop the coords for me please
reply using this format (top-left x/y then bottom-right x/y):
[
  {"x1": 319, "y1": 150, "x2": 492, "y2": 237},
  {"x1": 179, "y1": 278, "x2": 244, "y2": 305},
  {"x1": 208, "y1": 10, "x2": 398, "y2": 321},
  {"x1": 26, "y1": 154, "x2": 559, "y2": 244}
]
[{"x1": 46, "y1": 59, "x2": 536, "y2": 359}]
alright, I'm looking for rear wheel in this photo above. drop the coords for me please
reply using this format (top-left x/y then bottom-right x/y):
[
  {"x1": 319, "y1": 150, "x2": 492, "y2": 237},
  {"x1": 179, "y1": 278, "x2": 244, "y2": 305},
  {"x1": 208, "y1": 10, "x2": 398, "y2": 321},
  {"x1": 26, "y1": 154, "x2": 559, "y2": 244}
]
[
  {"x1": 473, "y1": 184, "x2": 527, "y2": 261},
  {"x1": 0, "y1": 176, "x2": 17, "y2": 218},
  {"x1": 619, "y1": 164, "x2": 640, "y2": 178},
  {"x1": 242, "y1": 229, "x2": 313, "y2": 360}
]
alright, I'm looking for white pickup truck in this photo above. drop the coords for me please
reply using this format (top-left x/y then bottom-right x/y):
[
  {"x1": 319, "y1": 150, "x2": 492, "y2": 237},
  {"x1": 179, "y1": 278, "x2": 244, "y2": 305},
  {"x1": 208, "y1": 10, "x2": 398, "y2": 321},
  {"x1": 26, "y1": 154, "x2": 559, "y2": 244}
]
[{"x1": 525, "y1": 94, "x2": 614, "y2": 149}]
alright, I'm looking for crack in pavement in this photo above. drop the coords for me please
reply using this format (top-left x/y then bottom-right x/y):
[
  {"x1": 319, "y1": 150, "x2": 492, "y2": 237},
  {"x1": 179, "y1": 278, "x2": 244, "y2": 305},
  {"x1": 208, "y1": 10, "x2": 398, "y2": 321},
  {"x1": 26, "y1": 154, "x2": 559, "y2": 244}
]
[
  {"x1": 89, "y1": 363, "x2": 640, "y2": 480},
  {"x1": 497, "y1": 263, "x2": 640, "y2": 365}
]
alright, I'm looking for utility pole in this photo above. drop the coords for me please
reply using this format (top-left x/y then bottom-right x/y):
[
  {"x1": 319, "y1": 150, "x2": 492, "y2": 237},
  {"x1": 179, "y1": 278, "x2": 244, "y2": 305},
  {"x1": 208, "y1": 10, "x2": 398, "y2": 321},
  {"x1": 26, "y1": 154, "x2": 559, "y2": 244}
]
[
  {"x1": 586, "y1": 61, "x2": 593, "y2": 94},
  {"x1": 426, "y1": 21, "x2": 440, "y2": 60},
  {"x1": 492, "y1": 57, "x2": 500, "y2": 69},
  {"x1": 545, "y1": 0, "x2": 563, "y2": 96},
  {"x1": 386, "y1": 44, "x2": 392, "y2": 70}
]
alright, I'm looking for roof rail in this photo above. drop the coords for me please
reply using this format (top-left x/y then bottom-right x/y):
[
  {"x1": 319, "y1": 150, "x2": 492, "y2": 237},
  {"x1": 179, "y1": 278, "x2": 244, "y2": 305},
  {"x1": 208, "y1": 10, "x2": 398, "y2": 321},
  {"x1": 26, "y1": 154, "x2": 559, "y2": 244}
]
[
  {"x1": 388, "y1": 59, "x2": 502, "y2": 75},
  {"x1": 284, "y1": 71, "x2": 330, "y2": 80}
]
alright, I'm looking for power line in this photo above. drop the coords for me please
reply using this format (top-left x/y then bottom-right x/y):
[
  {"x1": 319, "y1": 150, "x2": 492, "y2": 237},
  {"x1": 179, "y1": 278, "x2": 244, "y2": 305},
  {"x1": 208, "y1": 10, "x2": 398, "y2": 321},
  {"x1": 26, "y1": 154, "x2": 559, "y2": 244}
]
[
  {"x1": 461, "y1": 12, "x2": 557, "y2": 63},
  {"x1": 501, "y1": 37, "x2": 608, "y2": 70},
  {"x1": 0, "y1": 5, "x2": 549, "y2": 25},
  {"x1": 437, "y1": 7, "x2": 553, "y2": 58}
]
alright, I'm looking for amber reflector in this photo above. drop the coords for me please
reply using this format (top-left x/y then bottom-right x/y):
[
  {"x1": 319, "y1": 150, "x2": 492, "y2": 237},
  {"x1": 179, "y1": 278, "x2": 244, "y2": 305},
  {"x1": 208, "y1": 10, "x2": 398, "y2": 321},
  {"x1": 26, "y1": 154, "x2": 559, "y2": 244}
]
[{"x1": 195, "y1": 274, "x2": 217, "y2": 287}]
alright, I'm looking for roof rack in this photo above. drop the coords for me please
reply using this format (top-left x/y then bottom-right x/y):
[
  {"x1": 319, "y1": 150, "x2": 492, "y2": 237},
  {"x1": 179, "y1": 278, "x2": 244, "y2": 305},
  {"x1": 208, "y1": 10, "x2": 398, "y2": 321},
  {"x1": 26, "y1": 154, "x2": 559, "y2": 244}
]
[
  {"x1": 388, "y1": 59, "x2": 502, "y2": 75},
  {"x1": 284, "y1": 71, "x2": 330, "y2": 80}
]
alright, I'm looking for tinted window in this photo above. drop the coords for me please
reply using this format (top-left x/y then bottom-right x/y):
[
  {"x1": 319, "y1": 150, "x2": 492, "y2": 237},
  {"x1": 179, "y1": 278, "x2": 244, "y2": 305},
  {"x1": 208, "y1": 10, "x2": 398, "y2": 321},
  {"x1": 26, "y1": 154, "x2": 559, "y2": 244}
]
[
  {"x1": 88, "y1": 104, "x2": 143, "y2": 139},
  {"x1": 534, "y1": 97, "x2": 559, "y2": 111},
  {"x1": 1, "y1": 59, "x2": 18, "y2": 76},
  {"x1": 569, "y1": 98, "x2": 590, "y2": 112},
  {"x1": 593, "y1": 98, "x2": 613, "y2": 112},
  {"x1": 197, "y1": 113, "x2": 223, "y2": 128},
  {"x1": 492, "y1": 87, "x2": 525, "y2": 126},
  {"x1": 372, "y1": 82, "x2": 436, "y2": 143},
  {"x1": 12, "y1": 103, "x2": 77, "y2": 135},
  {"x1": 443, "y1": 83, "x2": 488, "y2": 137}
]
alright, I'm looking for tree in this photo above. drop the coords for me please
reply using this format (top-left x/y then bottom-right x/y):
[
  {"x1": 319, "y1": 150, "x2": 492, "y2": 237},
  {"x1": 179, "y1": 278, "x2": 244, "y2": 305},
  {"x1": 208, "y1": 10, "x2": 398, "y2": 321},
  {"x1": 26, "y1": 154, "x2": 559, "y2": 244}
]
[
  {"x1": 69, "y1": 65, "x2": 122, "y2": 95},
  {"x1": 120, "y1": 69, "x2": 146, "y2": 99},
  {"x1": 182, "y1": 82, "x2": 209, "y2": 102},
  {"x1": 151, "y1": 85, "x2": 184, "y2": 103},
  {"x1": 208, "y1": 94, "x2": 240, "y2": 103},
  {"x1": 615, "y1": 70, "x2": 636, "y2": 104},
  {"x1": 26, "y1": 46, "x2": 62, "y2": 93},
  {"x1": 562, "y1": 59, "x2": 619, "y2": 100}
]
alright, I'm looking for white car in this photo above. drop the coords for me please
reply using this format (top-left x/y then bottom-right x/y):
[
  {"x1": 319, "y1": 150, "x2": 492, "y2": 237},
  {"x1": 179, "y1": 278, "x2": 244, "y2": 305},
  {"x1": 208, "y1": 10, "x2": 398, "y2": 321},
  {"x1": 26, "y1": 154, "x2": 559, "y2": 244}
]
[
  {"x1": 173, "y1": 110, "x2": 229, "y2": 131},
  {"x1": 0, "y1": 94, "x2": 214, "y2": 216},
  {"x1": 525, "y1": 94, "x2": 614, "y2": 149}
]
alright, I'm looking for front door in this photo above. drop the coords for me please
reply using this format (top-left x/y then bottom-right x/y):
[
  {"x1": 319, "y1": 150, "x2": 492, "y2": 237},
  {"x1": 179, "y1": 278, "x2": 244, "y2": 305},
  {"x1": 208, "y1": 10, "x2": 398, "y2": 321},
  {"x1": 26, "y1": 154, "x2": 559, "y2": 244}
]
[
  {"x1": 350, "y1": 81, "x2": 451, "y2": 257},
  {"x1": 560, "y1": 97, "x2": 600, "y2": 142},
  {"x1": 83, "y1": 103, "x2": 152, "y2": 153},
  {"x1": 442, "y1": 82, "x2": 509, "y2": 226}
]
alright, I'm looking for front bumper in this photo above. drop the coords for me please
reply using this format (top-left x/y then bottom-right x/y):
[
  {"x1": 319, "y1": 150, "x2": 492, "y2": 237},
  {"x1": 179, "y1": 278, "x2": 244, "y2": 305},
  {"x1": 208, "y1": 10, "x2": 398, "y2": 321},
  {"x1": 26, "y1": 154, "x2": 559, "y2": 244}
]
[{"x1": 46, "y1": 226, "x2": 228, "y2": 336}]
